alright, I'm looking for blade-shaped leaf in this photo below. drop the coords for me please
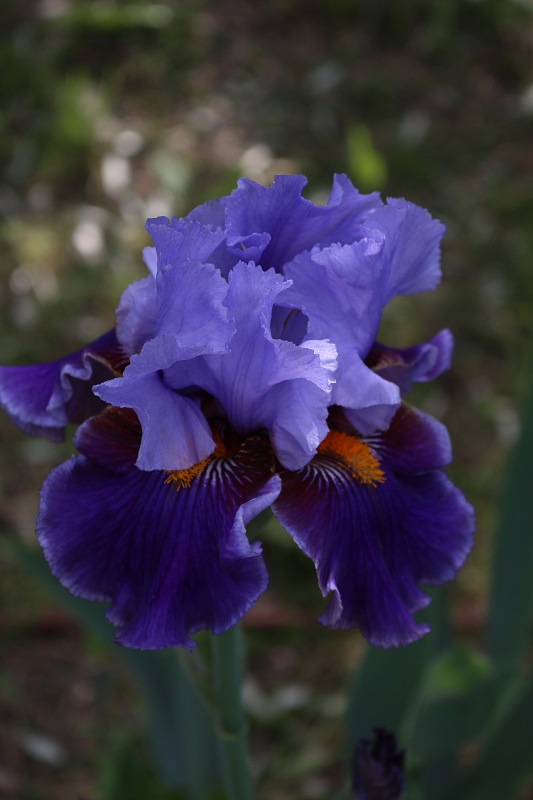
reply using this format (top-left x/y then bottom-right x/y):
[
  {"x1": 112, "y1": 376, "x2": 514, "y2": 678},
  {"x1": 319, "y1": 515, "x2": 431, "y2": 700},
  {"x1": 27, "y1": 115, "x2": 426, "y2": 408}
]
[
  {"x1": 489, "y1": 366, "x2": 533, "y2": 669},
  {"x1": 6, "y1": 535, "x2": 220, "y2": 797},
  {"x1": 449, "y1": 675, "x2": 533, "y2": 800},
  {"x1": 345, "y1": 587, "x2": 451, "y2": 754}
]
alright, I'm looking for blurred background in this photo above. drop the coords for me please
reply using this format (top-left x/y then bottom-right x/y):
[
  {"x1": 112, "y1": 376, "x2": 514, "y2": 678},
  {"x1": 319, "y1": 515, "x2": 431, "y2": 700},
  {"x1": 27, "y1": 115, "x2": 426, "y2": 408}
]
[{"x1": 0, "y1": 1, "x2": 532, "y2": 798}]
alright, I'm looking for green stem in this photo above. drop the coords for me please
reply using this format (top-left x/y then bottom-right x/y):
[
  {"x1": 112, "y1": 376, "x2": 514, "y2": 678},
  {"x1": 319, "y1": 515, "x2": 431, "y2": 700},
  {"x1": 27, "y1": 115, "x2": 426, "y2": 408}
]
[{"x1": 211, "y1": 625, "x2": 255, "y2": 800}]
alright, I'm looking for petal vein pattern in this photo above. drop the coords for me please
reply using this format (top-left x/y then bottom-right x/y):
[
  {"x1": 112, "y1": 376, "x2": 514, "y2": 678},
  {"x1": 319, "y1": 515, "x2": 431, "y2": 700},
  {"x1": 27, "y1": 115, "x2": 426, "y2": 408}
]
[
  {"x1": 273, "y1": 405, "x2": 474, "y2": 647},
  {"x1": 219, "y1": 173, "x2": 383, "y2": 271},
  {"x1": 95, "y1": 260, "x2": 235, "y2": 471},
  {"x1": 116, "y1": 219, "x2": 227, "y2": 354},
  {"x1": 282, "y1": 237, "x2": 401, "y2": 433},
  {"x1": 164, "y1": 262, "x2": 338, "y2": 470},
  {"x1": 37, "y1": 408, "x2": 281, "y2": 650}
]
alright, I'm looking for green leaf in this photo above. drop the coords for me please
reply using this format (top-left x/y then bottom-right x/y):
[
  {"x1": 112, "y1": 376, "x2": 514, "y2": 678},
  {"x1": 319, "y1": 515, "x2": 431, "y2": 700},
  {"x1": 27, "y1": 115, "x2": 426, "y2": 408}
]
[
  {"x1": 488, "y1": 364, "x2": 533, "y2": 669},
  {"x1": 407, "y1": 646, "x2": 503, "y2": 762},
  {"x1": 99, "y1": 729, "x2": 185, "y2": 800},
  {"x1": 6, "y1": 536, "x2": 220, "y2": 797},
  {"x1": 345, "y1": 587, "x2": 451, "y2": 755},
  {"x1": 450, "y1": 676, "x2": 533, "y2": 800}
]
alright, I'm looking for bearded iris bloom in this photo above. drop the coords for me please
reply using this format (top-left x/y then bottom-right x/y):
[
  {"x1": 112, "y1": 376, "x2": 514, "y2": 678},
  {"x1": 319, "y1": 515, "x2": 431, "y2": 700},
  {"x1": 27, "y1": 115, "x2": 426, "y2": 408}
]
[{"x1": 0, "y1": 175, "x2": 474, "y2": 650}]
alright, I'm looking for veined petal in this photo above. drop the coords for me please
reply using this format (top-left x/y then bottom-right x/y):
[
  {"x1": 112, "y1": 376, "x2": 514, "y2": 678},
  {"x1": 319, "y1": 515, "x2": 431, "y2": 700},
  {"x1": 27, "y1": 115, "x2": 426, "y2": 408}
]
[
  {"x1": 337, "y1": 356, "x2": 400, "y2": 435},
  {"x1": 165, "y1": 262, "x2": 337, "y2": 469},
  {"x1": 362, "y1": 198, "x2": 445, "y2": 300},
  {"x1": 186, "y1": 195, "x2": 226, "y2": 227},
  {"x1": 206, "y1": 232, "x2": 272, "y2": 279},
  {"x1": 272, "y1": 404, "x2": 474, "y2": 647},
  {"x1": 222, "y1": 174, "x2": 382, "y2": 271},
  {"x1": 279, "y1": 231, "x2": 384, "y2": 357},
  {"x1": 367, "y1": 329, "x2": 453, "y2": 395},
  {"x1": 116, "y1": 221, "x2": 227, "y2": 355},
  {"x1": 282, "y1": 233, "x2": 387, "y2": 356},
  {"x1": 116, "y1": 246, "x2": 159, "y2": 355},
  {"x1": 0, "y1": 329, "x2": 126, "y2": 441},
  {"x1": 96, "y1": 368, "x2": 215, "y2": 470},
  {"x1": 145, "y1": 217, "x2": 226, "y2": 269},
  {"x1": 97, "y1": 259, "x2": 236, "y2": 470},
  {"x1": 156, "y1": 259, "x2": 234, "y2": 349},
  {"x1": 281, "y1": 234, "x2": 402, "y2": 433},
  {"x1": 37, "y1": 408, "x2": 281, "y2": 650},
  {"x1": 116, "y1": 273, "x2": 158, "y2": 355}
]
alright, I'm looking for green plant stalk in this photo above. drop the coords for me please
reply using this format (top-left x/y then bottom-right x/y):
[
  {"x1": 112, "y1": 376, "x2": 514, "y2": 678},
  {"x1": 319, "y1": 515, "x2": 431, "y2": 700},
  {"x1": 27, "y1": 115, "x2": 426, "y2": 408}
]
[{"x1": 210, "y1": 625, "x2": 255, "y2": 800}]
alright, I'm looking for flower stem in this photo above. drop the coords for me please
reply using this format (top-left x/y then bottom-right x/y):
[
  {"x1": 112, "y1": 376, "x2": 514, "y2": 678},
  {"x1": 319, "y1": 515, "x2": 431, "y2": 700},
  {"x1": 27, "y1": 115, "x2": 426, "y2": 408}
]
[{"x1": 210, "y1": 625, "x2": 255, "y2": 800}]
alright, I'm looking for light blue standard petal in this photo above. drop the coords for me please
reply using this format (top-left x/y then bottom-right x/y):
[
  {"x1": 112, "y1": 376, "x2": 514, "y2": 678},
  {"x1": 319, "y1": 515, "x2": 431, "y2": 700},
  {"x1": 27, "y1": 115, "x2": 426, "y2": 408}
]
[
  {"x1": 145, "y1": 217, "x2": 226, "y2": 269},
  {"x1": 98, "y1": 259, "x2": 235, "y2": 470},
  {"x1": 165, "y1": 262, "x2": 337, "y2": 470},
  {"x1": 281, "y1": 235, "x2": 401, "y2": 433},
  {"x1": 336, "y1": 355, "x2": 400, "y2": 436},
  {"x1": 156, "y1": 258, "x2": 234, "y2": 349},
  {"x1": 282, "y1": 233, "x2": 387, "y2": 356},
  {"x1": 0, "y1": 329, "x2": 126, "y2": 441},
  {"x1": 96, "y1": 368, "x2": 215, "y2": 470},
  {"x1": 116, "y1": 219, "x2": 227, "y2": 355},
  {"x1": 37, "y1": 408, "x2": 281, "y2": 650},
  {"x1": 116, "y1": 246, "x2": 159, "y2": 355},
  {"x1": 116, "y1": 279, "x2": 157, "y2": 356},
  {"x1": 222, "y1": 173, "x2": 382, "y2": 271},
  {"x1": 206, "y1": 232, "x2": 272, "y2": 279},
  {"x1": 361, "y1": 197, "x2": 445, "y2": 300}
]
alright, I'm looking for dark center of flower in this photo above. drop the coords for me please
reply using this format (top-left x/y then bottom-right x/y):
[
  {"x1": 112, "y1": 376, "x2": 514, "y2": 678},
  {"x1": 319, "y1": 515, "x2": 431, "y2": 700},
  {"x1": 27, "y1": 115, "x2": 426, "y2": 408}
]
[{"x1": 318, "y1": 430, "x2": 386, "y2": 488}]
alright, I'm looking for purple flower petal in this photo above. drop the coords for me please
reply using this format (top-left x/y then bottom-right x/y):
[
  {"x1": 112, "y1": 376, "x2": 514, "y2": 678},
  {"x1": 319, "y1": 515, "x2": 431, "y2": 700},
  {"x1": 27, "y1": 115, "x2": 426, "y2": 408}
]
[
  {"x1": 367, "y1": 329, "x2": 453, "y2": 395},
  {"x1": 165, "y1": 262, "x2": 337, "y2": 469},
  {"x1": 272, "y1": 404, "x2": 474, "y2": 646},
  {"x1": 362, "y1": 197, "x2": 445, "y2": 299},
  {"x1": 281, "y1": 234, "x2": 402, "y2": 433},
  {"x1": 116, "y1": 220, "x2": 227, "y2": 355},
  {"x1": 282, "y1": 234, "x2": 387, "y2": 356},
  {"x1": 146, "y1": 217, "x2": 226, "y2": 269},
  {"x1": 361, "y1": 404, "x2": 452, "y2": 473},
  {"x1": 116, "y1": 273, "x2": 158, "y2": 356},
  {"x1": 37, "y1": 408, "x2": 281, "y2": 650},
  {"x1": 96, "y1": 367, "x2": 215, "y2": 470},
  {"x1": 0, "y1": 329, "x2": 126, "y2": 441},
  {"x1": 338, "y1": 358, "x2": 400, "y2": 436},
  {"x1": 97, "y1": 260, "x2": 235, "y2": 470},
  {"x1": 222, "y1": 174, "x2": 382, "y2": 271},
  {"x1": 156, "y1": 259, "x2": 234, "y2": 349}
]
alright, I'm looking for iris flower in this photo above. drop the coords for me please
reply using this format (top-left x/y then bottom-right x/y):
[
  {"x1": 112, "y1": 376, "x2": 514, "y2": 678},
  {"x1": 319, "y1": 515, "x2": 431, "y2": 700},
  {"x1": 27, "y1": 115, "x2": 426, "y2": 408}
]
[{"x1": 0, "y1": 175, "x2": 474, "y2": 650}]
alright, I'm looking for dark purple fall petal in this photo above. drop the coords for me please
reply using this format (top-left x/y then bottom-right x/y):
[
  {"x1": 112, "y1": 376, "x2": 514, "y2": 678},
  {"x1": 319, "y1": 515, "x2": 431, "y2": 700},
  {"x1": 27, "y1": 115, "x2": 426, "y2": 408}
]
[
  {"x1": 37, "y1": 409, "x2": 281, "y2": 650},
  {"x1": 0, "y1": 329, "x2": 126, "y2": 441},
  {"x1": 273, "y1": 405, "x2": 474, "y2": 646}
]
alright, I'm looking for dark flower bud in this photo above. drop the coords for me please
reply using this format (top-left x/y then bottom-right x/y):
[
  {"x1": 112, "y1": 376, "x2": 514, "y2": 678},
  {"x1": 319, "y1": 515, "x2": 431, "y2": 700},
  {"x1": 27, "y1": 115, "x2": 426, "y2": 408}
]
[{"x1": 352, "y1": 727, "x2": 405, "y2": 800}]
